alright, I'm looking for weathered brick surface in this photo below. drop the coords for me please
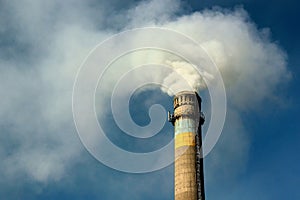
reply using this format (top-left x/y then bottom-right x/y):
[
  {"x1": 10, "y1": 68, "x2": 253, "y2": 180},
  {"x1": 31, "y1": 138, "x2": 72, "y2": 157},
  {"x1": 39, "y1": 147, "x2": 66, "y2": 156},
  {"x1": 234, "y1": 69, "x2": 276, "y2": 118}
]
[{"x1": 175, "y1": 145, "x2": 197, "y2": 200}]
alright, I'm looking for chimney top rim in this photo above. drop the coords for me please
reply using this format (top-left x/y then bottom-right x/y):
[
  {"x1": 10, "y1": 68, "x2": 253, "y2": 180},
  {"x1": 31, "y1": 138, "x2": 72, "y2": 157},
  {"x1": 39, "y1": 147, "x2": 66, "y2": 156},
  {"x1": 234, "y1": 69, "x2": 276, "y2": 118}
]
[{"x1": 174, "y1": 91, "x2": 198, "y2": 96}]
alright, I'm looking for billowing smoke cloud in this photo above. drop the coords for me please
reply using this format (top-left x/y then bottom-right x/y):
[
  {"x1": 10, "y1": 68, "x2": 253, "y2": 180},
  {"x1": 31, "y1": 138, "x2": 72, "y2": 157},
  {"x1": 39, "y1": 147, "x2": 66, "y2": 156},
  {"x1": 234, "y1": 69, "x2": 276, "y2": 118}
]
[
  {"x1": 0, "y1": 0, "x2": 290, "y2": 197},
  {"x1": 122, "y1": 6, "x2": 289, "y2": 108},
  {"x1": 161, "y1": 60, "x2": 213, "y2": 95}
]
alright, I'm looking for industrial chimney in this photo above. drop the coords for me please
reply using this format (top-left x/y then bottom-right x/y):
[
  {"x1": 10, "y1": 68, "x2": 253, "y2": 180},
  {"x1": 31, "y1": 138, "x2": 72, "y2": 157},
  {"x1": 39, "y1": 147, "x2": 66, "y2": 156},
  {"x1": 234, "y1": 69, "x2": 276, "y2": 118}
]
[{"x1": 168, "y1": 91, "x2": 205, "y2": 200}]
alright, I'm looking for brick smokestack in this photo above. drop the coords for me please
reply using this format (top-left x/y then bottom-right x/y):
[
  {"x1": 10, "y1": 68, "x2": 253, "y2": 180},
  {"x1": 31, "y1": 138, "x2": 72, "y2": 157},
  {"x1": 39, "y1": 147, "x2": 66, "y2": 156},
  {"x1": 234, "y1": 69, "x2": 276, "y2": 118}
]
[{"x1": 168, "y1": 91, "x2": 205, "y2": 200}]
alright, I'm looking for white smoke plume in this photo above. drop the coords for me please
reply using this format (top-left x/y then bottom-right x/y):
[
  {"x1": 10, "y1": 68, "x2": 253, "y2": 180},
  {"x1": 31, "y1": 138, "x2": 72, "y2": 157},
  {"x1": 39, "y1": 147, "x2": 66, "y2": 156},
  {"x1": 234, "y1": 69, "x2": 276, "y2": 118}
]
[
  {"x1": 0, "y1": 0, "x2": 290, "y2": 198},
  {"x1": 162, "y1": 60, "x2": 214, "y2": 95},
  {"x1": 120, "y1": 7, "x2": 290, "y2": 110}
]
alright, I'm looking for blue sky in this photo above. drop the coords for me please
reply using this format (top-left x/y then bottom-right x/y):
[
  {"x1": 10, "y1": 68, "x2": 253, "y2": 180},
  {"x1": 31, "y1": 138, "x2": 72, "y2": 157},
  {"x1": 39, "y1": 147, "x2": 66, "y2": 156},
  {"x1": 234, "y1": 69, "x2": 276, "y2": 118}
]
[{"x1": 0, "y1": 0, "x2": 299, "y2": 199}]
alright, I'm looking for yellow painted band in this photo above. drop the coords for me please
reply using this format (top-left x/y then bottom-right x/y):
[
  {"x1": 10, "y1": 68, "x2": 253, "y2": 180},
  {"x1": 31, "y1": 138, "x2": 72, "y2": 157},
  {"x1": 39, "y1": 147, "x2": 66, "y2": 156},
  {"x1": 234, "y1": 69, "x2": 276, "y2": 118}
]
[{"x1": 175, "y1": 132, "x2": 196, "y2": 149}]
